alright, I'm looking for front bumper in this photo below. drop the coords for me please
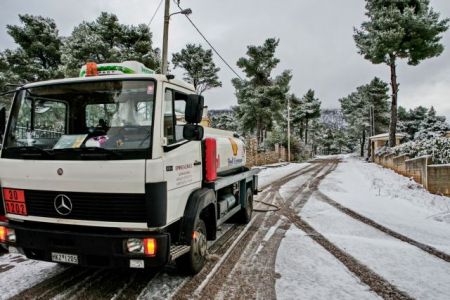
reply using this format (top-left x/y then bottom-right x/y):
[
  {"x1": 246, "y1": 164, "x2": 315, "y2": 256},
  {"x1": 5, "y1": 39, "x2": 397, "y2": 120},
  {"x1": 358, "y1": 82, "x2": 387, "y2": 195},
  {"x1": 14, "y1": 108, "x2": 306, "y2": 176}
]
[{"x1": 2, "y1": 221, "x2": 170, "y2": 268}]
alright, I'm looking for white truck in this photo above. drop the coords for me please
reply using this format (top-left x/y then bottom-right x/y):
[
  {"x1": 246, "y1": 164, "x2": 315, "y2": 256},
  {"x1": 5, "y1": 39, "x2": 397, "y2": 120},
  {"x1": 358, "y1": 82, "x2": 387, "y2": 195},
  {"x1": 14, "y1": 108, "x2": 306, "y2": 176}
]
[{"x1": 0, "y1": 61, "x2": 258, "y2": 274}]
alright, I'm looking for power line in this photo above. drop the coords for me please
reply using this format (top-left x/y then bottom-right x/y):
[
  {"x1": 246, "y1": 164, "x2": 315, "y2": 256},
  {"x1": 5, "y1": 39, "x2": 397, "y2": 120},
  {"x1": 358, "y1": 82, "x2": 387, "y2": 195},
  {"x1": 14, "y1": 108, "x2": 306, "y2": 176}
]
[
  {"x1": 173, "y1": 1, "x2": 290, "y2": 156},
  {"x1": 173, "y1": 0, "x2": 243, "y2": 80},
  {"x1": 148, "y1": 0, "x2": 164, "y2": 28},
  {"x1": 133, "y1": 0, "x2": 164, "y2": 48}
]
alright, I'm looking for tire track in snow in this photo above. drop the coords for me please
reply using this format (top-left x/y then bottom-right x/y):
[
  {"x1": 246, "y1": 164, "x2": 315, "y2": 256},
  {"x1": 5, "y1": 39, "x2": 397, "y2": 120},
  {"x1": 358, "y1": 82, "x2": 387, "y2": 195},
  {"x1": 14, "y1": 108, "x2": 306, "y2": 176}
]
[
  {"x1": 315, "y1": 190, "x2": 450, "y2": 263},
  {"x1": 277, "y1": 160, "x2": 413, "y2": 300},
  {"x1": 173, "y1": 162, "x2": 331, "y2": 299},
  {"x1": 281, "y1": 210, "x2": 412, "y2": 300},
  {"x1": 10, "y1": 267, "x2": 94, "y2": 300}
]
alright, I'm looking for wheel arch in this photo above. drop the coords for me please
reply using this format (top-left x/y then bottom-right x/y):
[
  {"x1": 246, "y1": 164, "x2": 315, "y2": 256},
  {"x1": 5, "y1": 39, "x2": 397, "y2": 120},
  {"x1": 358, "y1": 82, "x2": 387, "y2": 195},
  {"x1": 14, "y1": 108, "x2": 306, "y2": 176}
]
[{"x1": 179, "y1": 188, "x2": 217, "y2": 244}]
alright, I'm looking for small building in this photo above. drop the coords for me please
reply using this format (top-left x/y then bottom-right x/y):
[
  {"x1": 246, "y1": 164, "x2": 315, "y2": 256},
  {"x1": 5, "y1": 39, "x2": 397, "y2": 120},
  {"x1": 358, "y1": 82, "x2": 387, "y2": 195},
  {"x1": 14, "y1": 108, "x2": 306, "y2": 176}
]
[{"x1": 369, "y1": 133, "x2": 406, "y2": 155}]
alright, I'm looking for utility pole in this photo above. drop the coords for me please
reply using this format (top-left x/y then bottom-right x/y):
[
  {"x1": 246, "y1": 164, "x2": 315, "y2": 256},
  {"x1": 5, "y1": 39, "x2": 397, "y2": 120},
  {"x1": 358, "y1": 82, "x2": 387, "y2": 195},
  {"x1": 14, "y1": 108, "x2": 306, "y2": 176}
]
[
  {"x1": 161, "y1": 0, "x2": 192, "y2": 75},
  {"x1": 372, "y1": 105, "x2": 377, "y2": 135},
  {"x1": 287, "y1": 96, "x2": 291, "y2": 162},
  {"x1": 161, "y1": 0, "x2": 170, "y2": 75}
]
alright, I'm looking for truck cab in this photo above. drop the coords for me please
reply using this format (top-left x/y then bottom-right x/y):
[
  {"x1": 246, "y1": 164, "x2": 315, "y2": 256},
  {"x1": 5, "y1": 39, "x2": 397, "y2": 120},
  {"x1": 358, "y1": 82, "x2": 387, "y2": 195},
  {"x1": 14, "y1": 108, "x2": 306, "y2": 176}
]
[{"x1": 0, "y1": 61, "x2": 257, "y2": 274}]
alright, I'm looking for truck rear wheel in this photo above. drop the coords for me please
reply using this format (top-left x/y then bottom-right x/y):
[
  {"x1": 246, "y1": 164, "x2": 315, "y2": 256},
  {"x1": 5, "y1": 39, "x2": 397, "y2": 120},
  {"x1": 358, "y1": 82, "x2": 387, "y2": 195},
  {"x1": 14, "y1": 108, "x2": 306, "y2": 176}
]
[
  {"x1": 238, "y1": 187, "x2": 253, "y2": 224},
  {"x1": 176, "y1": 219, "x2": 208, "y2": 274}
]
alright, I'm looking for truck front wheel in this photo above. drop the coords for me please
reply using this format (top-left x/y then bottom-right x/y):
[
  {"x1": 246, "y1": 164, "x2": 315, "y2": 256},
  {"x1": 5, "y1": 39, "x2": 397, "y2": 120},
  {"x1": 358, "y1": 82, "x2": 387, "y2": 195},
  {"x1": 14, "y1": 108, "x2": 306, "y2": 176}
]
[{"x1": 176, "y1": 219, "x2": 208, "y2": 274}]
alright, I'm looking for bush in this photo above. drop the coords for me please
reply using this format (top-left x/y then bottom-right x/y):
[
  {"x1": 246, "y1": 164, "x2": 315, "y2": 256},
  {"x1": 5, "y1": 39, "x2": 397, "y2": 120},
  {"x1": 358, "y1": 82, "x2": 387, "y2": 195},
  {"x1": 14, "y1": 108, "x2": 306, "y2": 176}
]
[{"x1": 379, "y1": 137, "x2": 450, "y2": 164}]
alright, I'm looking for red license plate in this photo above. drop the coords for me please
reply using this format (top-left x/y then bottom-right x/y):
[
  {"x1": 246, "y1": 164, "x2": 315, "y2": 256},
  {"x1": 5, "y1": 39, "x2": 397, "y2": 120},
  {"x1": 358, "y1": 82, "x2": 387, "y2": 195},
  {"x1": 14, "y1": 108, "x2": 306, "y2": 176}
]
[
  {"x1": 5, "y1": 201, "x2": 27, "y2": 216},
  {"x1": 3, "y1": 188, "x2": 25, "y2": 203}
]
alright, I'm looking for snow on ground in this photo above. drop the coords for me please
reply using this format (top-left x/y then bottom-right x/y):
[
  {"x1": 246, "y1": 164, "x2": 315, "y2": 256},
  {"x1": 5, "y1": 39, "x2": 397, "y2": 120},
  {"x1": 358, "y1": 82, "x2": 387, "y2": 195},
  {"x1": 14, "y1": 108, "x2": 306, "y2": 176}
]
[
  {"x1": 255, "y1": 162, "x2": 310, "y2": 189},
  {"x1": 275, "y1": 226, "x2": 380, "y2": 300},
  {"x1": 137, "y1": 273, "x2": 186, "y2": 300},
  {"x1": 301, "y1": 197, "x2": 450, "y2": 299},
  {"x1": 319, "y1": 156, "x2": 450, "y2": 254},
  {"x1": 0, "y1": 252, "x2": 64, "y2": 300}
]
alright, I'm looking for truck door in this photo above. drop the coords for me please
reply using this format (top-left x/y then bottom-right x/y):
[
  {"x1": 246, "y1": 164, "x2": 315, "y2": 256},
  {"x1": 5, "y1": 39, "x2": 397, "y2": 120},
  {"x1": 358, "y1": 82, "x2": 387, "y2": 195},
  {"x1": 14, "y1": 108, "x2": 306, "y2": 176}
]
[{"x1": 162, "y1": 88, "x2": 202, "y2": 224}]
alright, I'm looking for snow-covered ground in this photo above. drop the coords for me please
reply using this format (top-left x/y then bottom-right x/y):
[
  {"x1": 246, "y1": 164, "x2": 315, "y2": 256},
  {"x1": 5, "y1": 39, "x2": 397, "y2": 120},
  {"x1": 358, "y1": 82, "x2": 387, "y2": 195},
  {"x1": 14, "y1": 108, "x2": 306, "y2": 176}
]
[
  {"x1": 303, "y1": 196, "x2": 450, "y2": 299},
  {"x1": 276, "y1": 227, "x2": 380, "y2": 300},
  {"x1": 320, "y1": 156, "x2": 450, "y2": 253},
  {"x1": 276, "y1": 155, "x2": 450, "y2": 300},
  {"x1": 0, "y1": 252, "x2": 64, "y2": 299}
]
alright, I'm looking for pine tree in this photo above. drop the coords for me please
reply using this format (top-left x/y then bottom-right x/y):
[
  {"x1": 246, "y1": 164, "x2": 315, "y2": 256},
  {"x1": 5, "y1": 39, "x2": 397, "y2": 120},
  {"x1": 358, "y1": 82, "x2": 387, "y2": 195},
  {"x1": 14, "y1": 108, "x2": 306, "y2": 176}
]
[
  {"x1": 209, "y1": 110, "x2": 238, "y2": 132},
  {"x1": 288, "y1": 94, "x2": 305, "y2": 139},
  {"x1": 172, "y1": 44, "x2": 222, "y2": 95},
  {"x1": 340, "y1": 91, "x2": 367, "y2": 156},
  {"x1": 354, "y1": 0, "x2": 449, "y2": 147},
  {"x1": 1, "y1": 14, "x2": 63, "y2": 83},
  {"x1": 340, "y1": 78, "x2": 390, "y2": 157},
  {"x1": 415, "y1": 106, "x2": 450, "y2": 140},
  {"x1": 300, "y1": 89, "x2": 321, "y2": 145},
  {"x1": 232, "y1": 38, "x2": 292, "y2": 145},
  {"x1": 397, "y1": 105, "x2": 434, "y2": 139},
  {"x1": 62, "y1": 12, "x2": 160, "y2": 76}
]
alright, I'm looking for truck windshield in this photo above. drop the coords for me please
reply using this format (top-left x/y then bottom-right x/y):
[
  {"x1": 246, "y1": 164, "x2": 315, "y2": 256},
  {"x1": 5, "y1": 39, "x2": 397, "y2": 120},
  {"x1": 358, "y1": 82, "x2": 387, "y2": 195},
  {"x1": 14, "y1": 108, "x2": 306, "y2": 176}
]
[{"x1": 2, "y1": 79, "x2": 155, "y2": 160}]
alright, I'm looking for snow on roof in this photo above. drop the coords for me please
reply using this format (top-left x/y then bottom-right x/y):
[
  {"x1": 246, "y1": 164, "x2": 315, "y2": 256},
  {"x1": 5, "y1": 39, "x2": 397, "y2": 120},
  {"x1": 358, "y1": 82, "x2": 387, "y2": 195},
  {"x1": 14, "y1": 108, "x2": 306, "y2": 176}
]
[{"x1": 369, "y1": 133, "x2": 407, "y2": 141}]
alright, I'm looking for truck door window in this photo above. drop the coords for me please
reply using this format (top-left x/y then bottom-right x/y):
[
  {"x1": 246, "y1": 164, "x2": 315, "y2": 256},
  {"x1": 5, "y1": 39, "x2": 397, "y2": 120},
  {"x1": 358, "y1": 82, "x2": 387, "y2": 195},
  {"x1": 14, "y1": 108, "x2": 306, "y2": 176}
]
[
  {"x1": 164, "y1": 89, "x2": 188, "y2": 145},
  {"x1": 164, "y1": 89, "x2": 175, "y2": 144},
  {"x1": 174, "y1": 98, "x2": 187, "y2": 142}
]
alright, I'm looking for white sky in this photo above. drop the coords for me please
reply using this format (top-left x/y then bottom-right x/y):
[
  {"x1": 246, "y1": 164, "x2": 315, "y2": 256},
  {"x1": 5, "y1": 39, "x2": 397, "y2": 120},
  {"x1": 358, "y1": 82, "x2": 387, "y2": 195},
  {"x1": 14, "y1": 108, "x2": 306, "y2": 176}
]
[{"x1": 1, "y1": 0, "x2": 450, "y2": 120}]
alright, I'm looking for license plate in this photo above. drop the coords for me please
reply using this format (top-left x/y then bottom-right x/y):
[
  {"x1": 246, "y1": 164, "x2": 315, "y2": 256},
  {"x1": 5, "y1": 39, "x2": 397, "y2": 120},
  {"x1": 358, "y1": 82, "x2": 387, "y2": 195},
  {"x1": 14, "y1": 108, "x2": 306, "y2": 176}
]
[
  {"x1": 5, "y1": 201, "x2": 28, "y2": 216},
  {"x1": 3, "y1": 188, "x2": 25, "y2": 202},
  {"x1": 129, "y1": 259, "x2": 145, "y2": 269},
  {"x1": 51, "y1": 252, "x2": 79, "y2": 264}
]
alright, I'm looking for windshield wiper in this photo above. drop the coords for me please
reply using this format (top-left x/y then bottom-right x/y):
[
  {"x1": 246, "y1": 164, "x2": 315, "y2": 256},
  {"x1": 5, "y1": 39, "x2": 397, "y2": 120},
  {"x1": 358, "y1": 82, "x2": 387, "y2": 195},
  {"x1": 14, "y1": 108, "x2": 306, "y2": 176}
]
[
  {"x1": 80, "y1": 147, "x2": 121, "y2": 158},
  {"x1": 6, "y1": 146, "x2": 54, "y2": 158},
  {"x1": 53, "y1": 147, "x2": 121, "y2": 158}
]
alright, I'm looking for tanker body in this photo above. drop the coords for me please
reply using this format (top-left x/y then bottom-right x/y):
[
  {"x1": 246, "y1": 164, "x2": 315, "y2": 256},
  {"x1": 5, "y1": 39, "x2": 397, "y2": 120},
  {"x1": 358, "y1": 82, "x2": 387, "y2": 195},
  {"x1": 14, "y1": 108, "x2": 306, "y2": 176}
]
[
  {"x1": 0, "y1": 61, "x2": 258, "y2": 274},
  {"x1": 204, "y1": 127, "x2": 246, "y2": 175}
]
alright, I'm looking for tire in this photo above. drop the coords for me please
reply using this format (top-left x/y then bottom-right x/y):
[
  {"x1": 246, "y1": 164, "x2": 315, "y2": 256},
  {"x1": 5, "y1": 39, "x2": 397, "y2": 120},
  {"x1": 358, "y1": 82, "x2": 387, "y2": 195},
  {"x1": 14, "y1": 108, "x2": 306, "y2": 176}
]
[
  {"x1": 238, "y1": 187, "x2": 253, "y2": 224},
  {"x1": 176, "y1": 219, "x2": 208, "y2": 275}
]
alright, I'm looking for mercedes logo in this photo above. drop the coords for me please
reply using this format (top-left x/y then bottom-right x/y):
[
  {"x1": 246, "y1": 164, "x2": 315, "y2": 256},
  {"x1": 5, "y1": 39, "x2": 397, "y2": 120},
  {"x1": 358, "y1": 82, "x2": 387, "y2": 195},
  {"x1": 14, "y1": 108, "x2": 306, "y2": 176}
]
[{"x1": 54, "y1": 194, "x2": 73, "y2": 216}]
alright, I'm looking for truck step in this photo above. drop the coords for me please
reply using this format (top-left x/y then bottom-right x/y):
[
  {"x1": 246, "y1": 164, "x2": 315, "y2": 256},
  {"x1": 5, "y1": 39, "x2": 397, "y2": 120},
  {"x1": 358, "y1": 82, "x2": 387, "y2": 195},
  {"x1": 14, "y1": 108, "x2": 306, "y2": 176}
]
[{"x1": 170, "y1": 245, "x2": 190, "y2": 260}]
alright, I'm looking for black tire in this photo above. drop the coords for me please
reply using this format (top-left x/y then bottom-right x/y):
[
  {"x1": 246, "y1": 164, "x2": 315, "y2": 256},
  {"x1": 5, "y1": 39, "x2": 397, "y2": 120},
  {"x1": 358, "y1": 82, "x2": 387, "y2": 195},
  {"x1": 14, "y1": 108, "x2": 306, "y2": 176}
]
[
  {"x1": 238, "y1": 187, "x2": 253, "y2": 224},
  {"x1": 176, "y1": 219, "x2": 208, "y2": 275}
]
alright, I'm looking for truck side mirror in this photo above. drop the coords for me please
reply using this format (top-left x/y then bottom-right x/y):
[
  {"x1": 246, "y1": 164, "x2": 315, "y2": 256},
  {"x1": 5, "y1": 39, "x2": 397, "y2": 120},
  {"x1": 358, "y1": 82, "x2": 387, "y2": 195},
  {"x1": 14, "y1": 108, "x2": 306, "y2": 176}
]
[
  {"x1": 0, "y1": 107, "x2": 5, "y2": 144},
  {"x1": 183, "y1": 124, "x2": 204, "y2": 141},
  {"x1": 185, "y1": 94, "x2": 204, "y2": 124}
]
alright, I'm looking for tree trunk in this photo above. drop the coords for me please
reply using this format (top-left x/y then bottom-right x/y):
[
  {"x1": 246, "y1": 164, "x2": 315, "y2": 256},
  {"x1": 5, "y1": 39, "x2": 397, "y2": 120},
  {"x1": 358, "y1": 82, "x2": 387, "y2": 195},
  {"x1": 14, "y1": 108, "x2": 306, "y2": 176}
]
[
  {"x1": 256, "y1": 119, "x2": 261, "y2": 147},
  {"x1": 305, "y1": 118, "x2": 309, "y2": 145},
  {"x1": 299, "y1": 121, "x2": 304, "y2": 141},
  {"x1": 389, "y1": 56, "x2": 399, "y2": 147},
  {"x1": 360, "y1": 129, "x2": 366, "y2": 157}
]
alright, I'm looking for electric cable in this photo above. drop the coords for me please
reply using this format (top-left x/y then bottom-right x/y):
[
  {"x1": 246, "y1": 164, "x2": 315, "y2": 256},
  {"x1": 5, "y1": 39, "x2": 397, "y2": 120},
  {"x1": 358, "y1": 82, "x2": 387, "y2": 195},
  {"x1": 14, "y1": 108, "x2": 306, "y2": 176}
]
[
  {"x1": 173, "y1": 0, "x2": 243, "y2": 80},
  {"x1": 132, "y1": 0, "x2": 164, "y2": 48}
]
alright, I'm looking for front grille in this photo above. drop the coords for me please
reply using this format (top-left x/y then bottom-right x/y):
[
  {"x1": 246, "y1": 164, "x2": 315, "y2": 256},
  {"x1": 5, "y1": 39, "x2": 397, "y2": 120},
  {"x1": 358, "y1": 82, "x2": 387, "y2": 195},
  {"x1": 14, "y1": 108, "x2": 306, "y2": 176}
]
[{"x1": 24, "y1": 190, "x2": 147, "y2": 223}]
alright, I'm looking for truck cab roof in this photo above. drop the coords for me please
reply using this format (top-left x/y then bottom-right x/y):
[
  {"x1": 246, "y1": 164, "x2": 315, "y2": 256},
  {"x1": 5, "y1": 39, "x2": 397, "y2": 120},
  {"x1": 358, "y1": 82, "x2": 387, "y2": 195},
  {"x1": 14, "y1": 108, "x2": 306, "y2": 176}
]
[{"x1": 21, "y1": 74, "x2": 196, "y2": 93}]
